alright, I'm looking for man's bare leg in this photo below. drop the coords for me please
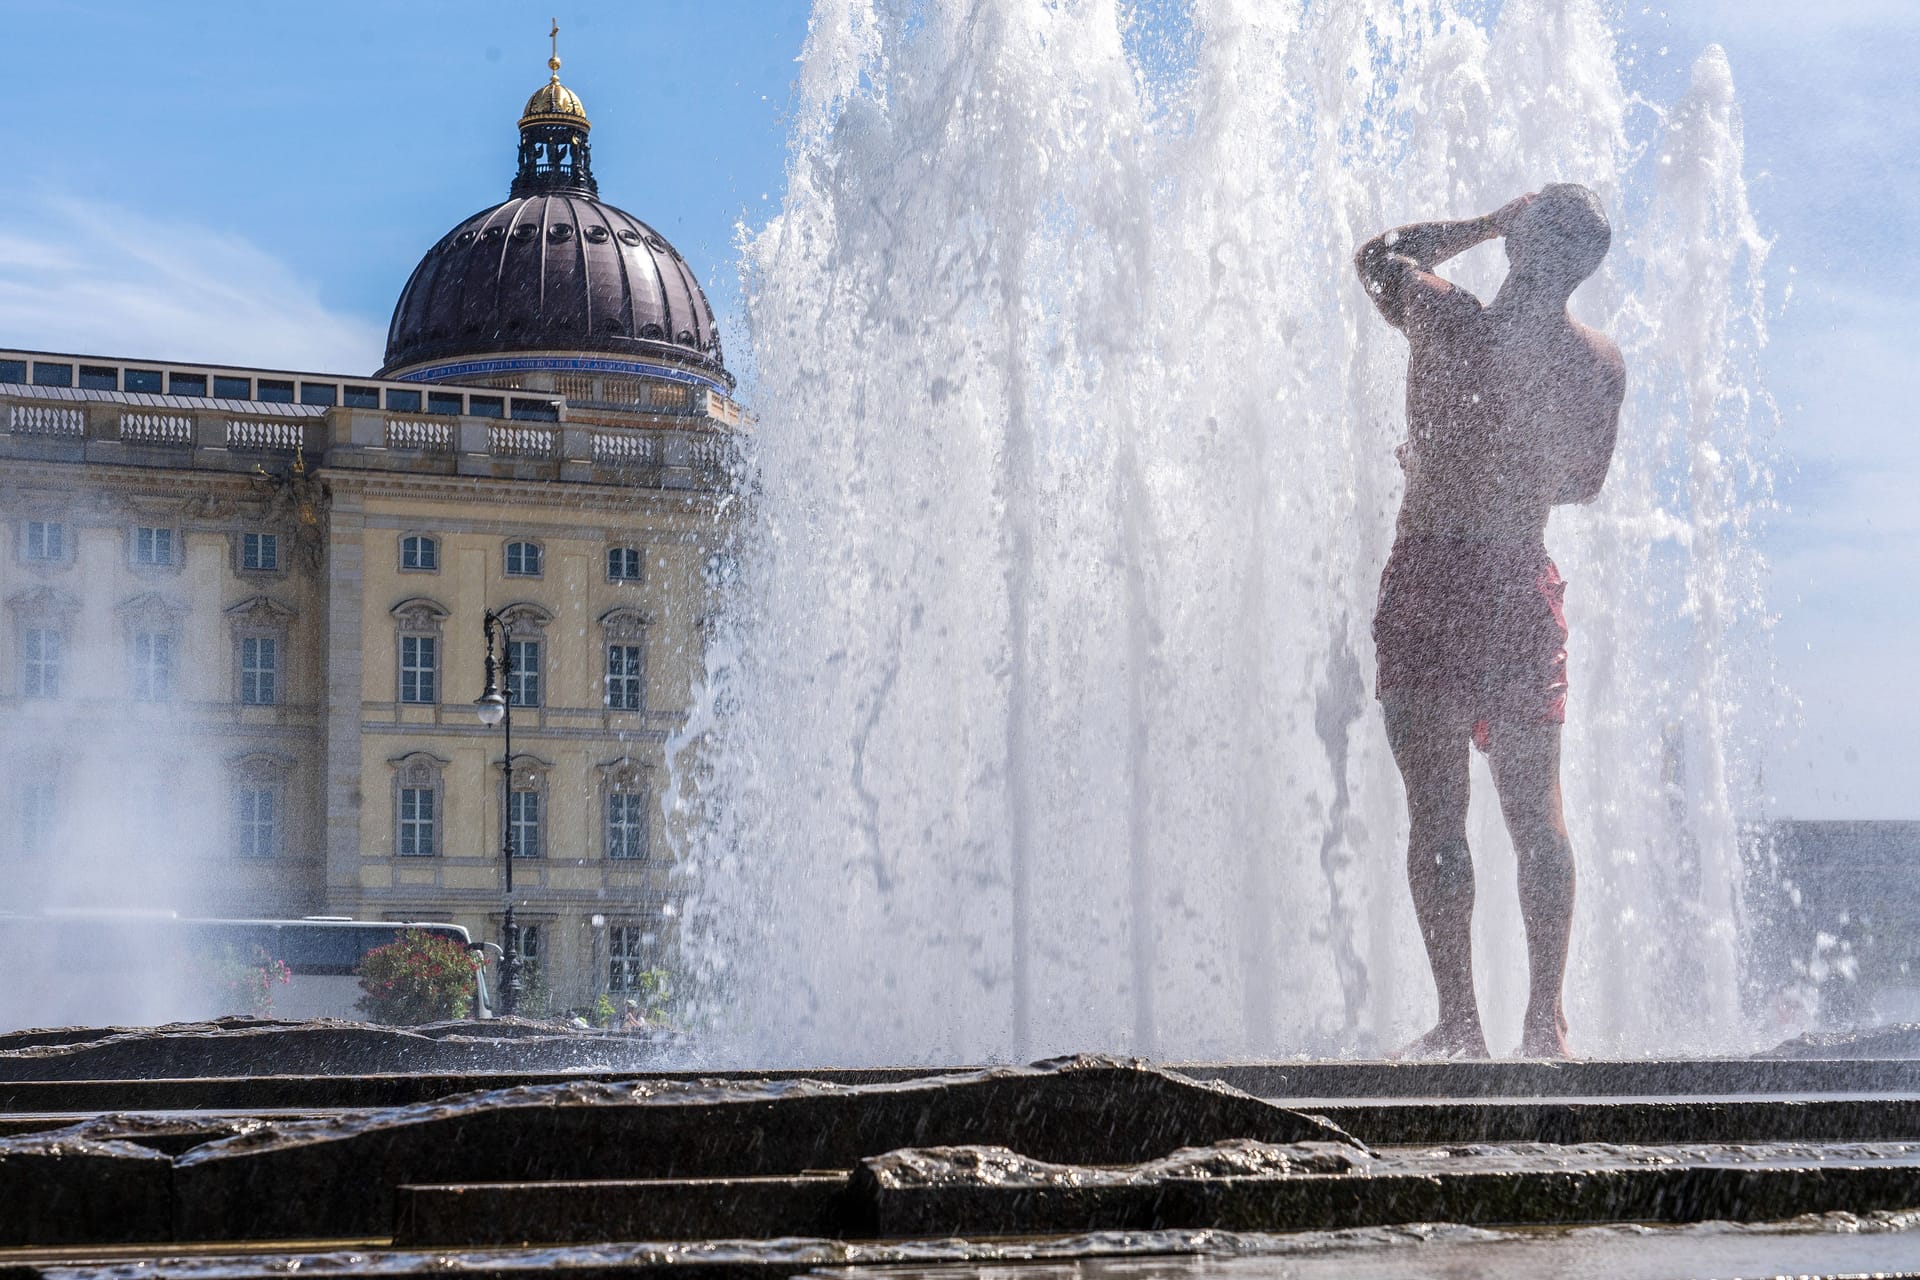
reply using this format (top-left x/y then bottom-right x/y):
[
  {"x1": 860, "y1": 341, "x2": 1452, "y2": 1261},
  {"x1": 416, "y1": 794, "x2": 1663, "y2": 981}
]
[
  {"x1": 1383, "y1": 693, "x2": 1488, "y2": 1058},
  {"x1": 1485, "y1": 718, "x2": 1575, "y2": 1058}
]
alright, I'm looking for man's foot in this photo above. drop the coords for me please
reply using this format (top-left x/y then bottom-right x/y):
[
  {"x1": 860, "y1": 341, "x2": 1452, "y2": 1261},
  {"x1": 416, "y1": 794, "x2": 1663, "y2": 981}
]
[
  {"x1": 1394, "y1": 1020, "x2": 1490, "y2": 1060},
  {"x1": 1516, "y1": 1009, "x2": 1572, "y2": 1059}
]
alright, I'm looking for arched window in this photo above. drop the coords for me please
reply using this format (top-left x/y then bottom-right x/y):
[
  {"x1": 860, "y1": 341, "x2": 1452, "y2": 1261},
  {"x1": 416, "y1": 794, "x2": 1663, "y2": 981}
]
[
  {"x1": 226, "y1": 596, "x2": 295, "y2": 707},
  {"x1": 504, "y1": 539, "x2": 543, "y2": 578},
  {"x1": 389, "y1": 751, "x2": 448, "y2": 857},
  {"x1": 8, "y1": 585, "x2": 80, "y2": 700},
  {"x1": 601, "y1": 607, "x2": 648, "y2": 712},
  {"x1": 598, "y1": 758, "x2": 651, "y2": 861},
  {"x1": 118, "y1": 592, "x2": 189, "y2": 702},
  {"x1": 502, "y1": 755, "x2": 549, "y2": 859},
  {"x1": 229, "y1": 753, "x2": 292, "y2": 860},
  {"x1": 606, "y1": 545, "x2": 642, "y2": 582},
  {"x1": 391, "y1": 598, "x2": 449, "y2": 705},
  {"x1": 399, "y1": 534, "x2": 439, "y2": 573}
]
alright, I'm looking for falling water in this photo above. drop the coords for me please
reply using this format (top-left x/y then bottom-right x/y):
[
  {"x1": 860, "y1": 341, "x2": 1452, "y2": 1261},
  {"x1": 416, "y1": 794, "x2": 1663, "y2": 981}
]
[{"x1": 671, "y1": 0, "x2": 1775, "y2": 1064}]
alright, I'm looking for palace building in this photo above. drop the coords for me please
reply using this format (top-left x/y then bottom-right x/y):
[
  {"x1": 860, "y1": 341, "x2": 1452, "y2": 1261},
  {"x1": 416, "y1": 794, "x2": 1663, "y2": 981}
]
[{"x1": 0, "y1": 45, "x2": 742, "y2": 1014}]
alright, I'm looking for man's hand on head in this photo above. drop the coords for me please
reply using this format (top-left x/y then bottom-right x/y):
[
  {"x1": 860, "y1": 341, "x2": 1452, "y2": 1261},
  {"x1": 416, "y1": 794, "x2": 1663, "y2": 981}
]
[{"x1": 1490, "y1": 192, "x2": 1537, "y2": 236}]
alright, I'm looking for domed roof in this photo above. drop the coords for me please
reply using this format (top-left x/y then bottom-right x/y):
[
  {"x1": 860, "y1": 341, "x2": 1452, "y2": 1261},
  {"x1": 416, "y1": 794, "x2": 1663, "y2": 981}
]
[
  {"x1": 378, "y1": 194, "x2": 726, "y2": 384},
  {"x1": 520, "y1": 78, "x2": 589, "y2": 129},
  {"x1": 377, "y1": 36, "x2": 727, "y2": 388}
]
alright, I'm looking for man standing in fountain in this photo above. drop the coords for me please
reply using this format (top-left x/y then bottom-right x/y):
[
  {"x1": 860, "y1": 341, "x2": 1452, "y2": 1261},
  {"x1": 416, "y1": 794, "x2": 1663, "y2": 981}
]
[{"x1": 1354, "y1": 185, "x2": 1624, "y2": 1059}]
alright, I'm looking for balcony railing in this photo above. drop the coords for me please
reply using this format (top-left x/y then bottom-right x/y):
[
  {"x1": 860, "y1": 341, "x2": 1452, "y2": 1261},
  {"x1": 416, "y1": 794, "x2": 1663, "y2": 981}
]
[
  {"x1": 226, "y1": 419, "x2": 303, "y2": 451},
  {"x1": 386, "y1": 417, "x2": 452, "y2": 453},
  {"x1": 489, "y1": 424, "x2": 555, "y2": 458},
  {"x1": 3, "y1": 384, "x2": 740, "y2": 491},
  {"x1": 119, "y1": 412, "x2": 193, "y2": 446},
  {"x1": 593, "y1": 431, "x2": 661, "y2": 467},
  {"x1": 7, "y1": 403, "x2": 85, "y2": 437}
]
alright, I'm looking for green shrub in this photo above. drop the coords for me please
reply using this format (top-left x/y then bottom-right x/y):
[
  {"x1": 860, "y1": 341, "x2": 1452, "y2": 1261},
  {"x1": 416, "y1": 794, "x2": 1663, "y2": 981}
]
[{"x1": 355, "y1": 929, "x2": 480, "y2": 1024}]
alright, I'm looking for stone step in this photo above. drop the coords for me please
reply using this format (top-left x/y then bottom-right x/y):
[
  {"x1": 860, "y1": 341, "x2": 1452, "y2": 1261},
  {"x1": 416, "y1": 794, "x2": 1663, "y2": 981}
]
[{"x1": 390, "y1": 1140, "x2": 1920, "y2": 1247}]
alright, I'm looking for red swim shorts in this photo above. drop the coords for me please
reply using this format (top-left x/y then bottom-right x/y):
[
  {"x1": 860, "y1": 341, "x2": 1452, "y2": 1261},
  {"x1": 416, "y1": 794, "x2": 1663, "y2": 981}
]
[{"x1": 1372, "y1": 535, "x2": 1569, "y2": 747}]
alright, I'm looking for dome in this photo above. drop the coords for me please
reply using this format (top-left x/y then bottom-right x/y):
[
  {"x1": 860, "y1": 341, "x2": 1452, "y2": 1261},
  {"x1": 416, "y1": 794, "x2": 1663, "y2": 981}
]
[
  {"x1": 520, "y1": 78, "x2": 589, "y2": 129},
  {"x1": 376, "y1": 38, "x2": 728, "y2": 389},
  {"x1": 378, "y1": 194, "x2": 727, "y2": 385}
]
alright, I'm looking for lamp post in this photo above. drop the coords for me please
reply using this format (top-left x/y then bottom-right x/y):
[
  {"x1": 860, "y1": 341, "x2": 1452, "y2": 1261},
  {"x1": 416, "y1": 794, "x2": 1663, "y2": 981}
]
[{"x1": 474, "y1": 609, "x2": 520, "y2": 1018}]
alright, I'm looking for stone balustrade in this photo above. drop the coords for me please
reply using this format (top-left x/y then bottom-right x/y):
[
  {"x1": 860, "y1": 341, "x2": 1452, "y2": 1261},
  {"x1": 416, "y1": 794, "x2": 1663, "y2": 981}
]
[{"x1": 1, "y1": 385, "x2": 741, "y2": 493}]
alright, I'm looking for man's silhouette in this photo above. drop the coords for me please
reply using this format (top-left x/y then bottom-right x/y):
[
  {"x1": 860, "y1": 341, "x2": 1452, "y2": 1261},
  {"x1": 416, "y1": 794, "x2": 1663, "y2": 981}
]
[{"x1": 1354, "y1": 185, "x2": 1624, "y2": 1059}]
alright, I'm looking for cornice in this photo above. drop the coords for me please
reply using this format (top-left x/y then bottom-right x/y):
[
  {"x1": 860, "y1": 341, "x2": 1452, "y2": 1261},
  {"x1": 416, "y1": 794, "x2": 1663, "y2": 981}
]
[{"x1": 326, "y1": 468, "x2": 731, "y2": 516}]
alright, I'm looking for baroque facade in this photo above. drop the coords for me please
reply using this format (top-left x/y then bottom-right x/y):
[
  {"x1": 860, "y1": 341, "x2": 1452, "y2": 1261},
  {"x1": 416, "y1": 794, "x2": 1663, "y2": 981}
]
[{"x1": 0, "y1": 50, "x2": 740, "y2": 1013}]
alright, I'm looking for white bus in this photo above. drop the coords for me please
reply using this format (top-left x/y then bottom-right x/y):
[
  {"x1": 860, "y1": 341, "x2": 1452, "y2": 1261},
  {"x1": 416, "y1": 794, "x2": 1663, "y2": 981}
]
[{"x1": 0, "y1": 913, "x2": 492, "y2": 1031}]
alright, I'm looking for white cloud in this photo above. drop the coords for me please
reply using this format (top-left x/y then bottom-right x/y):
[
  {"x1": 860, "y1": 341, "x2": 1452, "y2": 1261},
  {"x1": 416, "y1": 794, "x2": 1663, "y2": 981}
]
[{"x1": 0, "y1": 194, "x2": 383, "y2": 374}]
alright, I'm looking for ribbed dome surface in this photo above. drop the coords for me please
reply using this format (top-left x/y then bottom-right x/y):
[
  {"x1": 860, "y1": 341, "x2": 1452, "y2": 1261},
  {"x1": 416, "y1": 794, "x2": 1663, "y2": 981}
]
[{"x1": 378, "y1": 193, "x2": 726, "y2": 381}]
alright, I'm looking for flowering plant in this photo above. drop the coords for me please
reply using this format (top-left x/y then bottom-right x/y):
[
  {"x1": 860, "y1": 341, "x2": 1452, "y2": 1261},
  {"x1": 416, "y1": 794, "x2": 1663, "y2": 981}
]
[
  {"x1": 355, "y1": 929, "x2": 481, "y2": 1024},
  {"x1": 202, "y1": 944, "x2": 292, "y2": 1018}
]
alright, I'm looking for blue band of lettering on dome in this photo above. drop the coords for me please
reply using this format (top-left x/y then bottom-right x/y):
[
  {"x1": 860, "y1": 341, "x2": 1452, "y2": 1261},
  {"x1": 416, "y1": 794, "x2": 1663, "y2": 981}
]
[{"x1": 396, "y1": 356, "x2": 729, "y2": 397}]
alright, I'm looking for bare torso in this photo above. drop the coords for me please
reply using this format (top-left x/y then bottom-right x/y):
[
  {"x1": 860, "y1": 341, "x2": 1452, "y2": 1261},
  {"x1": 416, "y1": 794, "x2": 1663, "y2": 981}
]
[{"x1": 1396, "y1": 293, "x2": 1620, "y2": 548}]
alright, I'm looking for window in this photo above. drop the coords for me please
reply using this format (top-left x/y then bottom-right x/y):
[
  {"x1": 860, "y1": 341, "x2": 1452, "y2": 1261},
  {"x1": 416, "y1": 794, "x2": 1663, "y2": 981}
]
[
  {"x1": 607, "y1": 546, "x2": 642, "y2": 582},
  {"x1": 399, "y1": 635, "x2": 437, "y2": 704},
  {"x1": 400, "y1": 534, "x2": 438, "y2": 572},
  {"x1": 343, "y1": 385, "x2": 380, "y2": 409},
  {"x1": 468, "y1": 395, "x2": 504, "y2": 418},
  {"x1": 124, "y1": 368, "x2": 162, "y2": 392},
  {"x1": 504, "y1": 541, "x2": 542, "y2": 577},
  {"x1": 131, "y1": 631, "x2": 175, "y2": 701},
  {"x1": 233, "y1": 786, "x2": 277, "y2": 859},
  {"x1": 0, "y1": 358, "x2": 25, "y2": 384},
  {"x1": 391, "y1": 751, "x2": 446, "y2": 857},
  {"x1": 606, "y1": 643, "x2": 643, "y2": 711},
  {"x1": 257, "y1": 379, "x2": 294, "y2": 403},
  {"x1": 509, "y1": 922, "x2": 542, "y2": 974},
  {"x1": 23, "y1": 521, "x2": 65, "y2": 562},
  {"x1": 299, "y1": 383, "x2": 336, "y2": 407},
  {"x1": 32, "y1": 362, "x2": 73, "y2": 388},
  {"x1": 168, "y1": 372, "x2": 207, "y2": 396},
  {"x1": 511, "y1": 398, "x2": 560, "y2": 422},
  {"x1": 398, "y1": 787, "x2": 436, "y2": 856},
  {"x1": 21, "y1": 628, "x2": 61, "y2": 698},
  {"x1": 213, "y1": 375, "x2": 251, "y2": 399},
  {"x1": 427, "y1": 392, "x2": 463, "y2": 416},
  {"x1": 18, "y1": 779, "x2": 56, "y2": 857},
  {"x1": 507, "y1": 639, "x2": 541, "y2": 707},
  {"x1": 608, "y1": 925, "x2": 655, "y2": 993},
  {"x1": 506, "y1": 787, "x2": 541, "y2": 858},
  {"x1": 240, "y1": 636, "x2": 278, "y2": 705},
  {"x1": 387, "y1": 388, "x2": 422, "y2": 413},
  {"x1": 607, "y1": 791, "x2": 648, "y2": 860},
  {"x1": 241, "y1": 532, "x2": 279, "y2": 572},
  {"x1": 78, "y1": 365, "x2": 117, "y2": 391},
  {"x1": 134, "y1": 526, "x2": 174, "y2": 566}
]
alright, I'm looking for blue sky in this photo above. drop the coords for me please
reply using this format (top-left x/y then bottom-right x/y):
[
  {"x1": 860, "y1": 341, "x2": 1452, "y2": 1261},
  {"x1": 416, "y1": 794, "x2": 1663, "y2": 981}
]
[{"x1": 0, "y1": 1, "x2": 1912, "y2": 819}]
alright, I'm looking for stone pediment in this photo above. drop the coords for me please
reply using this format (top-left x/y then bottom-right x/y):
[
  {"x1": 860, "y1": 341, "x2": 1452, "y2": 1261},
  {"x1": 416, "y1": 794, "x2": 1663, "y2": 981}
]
[
  {"x1": 6, "y1": 584, "x2": 81, "y2": 621},
  {"x1": 497, "y1": 601, "x2": 554, "y2": 635},
  {"x1": 596, "y1": 756, "x2": 652, "y2": 792},
  {"x1": 390, "y1": 597, "x2": 449, "y2": 633},
  {"x1": 388, "y1": 751, "x2": 451, "y2": 788},
  {"x1": 225, "y1": 595, "x2": 297, "y2": 631},
  {"x1": 116, "y1": 591, "x2": 189, "y2": 632},
  {"x1": 599, "y1": 606, "x2": 652, "y2": 640}
]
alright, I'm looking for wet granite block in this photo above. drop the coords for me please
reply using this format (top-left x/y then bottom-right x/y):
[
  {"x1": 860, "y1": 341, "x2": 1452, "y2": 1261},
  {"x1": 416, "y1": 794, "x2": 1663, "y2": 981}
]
[
  {"x1": 0, "y1": 1134, "x2": 172, "y2": 1246},
  {"x1": 171, "y1": 1057, "x2": 1354, "y2": 1242},
  {"x1": 1312, "y1": 1096, "x2": 1920, "y2": 1146},
  {"x1": 394, "y1": 1174, "x2": 853, "y2": 1246},
  {"x1": 856, "y1": 1140, "x2": 1920, "y2": 1238}
]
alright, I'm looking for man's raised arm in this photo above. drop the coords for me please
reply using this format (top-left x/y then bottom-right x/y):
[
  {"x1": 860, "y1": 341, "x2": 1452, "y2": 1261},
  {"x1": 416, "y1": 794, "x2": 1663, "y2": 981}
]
[{"x1": 1354, "y1": 196, "x2": 1534, "y2": 329}]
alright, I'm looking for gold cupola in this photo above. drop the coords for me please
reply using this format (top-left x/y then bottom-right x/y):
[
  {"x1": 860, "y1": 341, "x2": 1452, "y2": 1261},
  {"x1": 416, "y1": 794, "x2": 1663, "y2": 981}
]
[{"x1": 510, "y1": 21, "x2": 596, "y2": 197}]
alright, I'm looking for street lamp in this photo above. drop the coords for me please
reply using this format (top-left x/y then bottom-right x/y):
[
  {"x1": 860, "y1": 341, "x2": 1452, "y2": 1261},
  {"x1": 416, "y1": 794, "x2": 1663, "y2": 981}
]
[{"x1": 475, "y1": 609, "x2": 520, "y2": 1017}]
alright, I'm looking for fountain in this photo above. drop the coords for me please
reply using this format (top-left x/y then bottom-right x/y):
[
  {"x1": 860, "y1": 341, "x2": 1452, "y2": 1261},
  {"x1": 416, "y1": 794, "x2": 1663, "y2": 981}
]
[{"x1": 672, "y1": 0, "x2": 1777, "y2": 1066}]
